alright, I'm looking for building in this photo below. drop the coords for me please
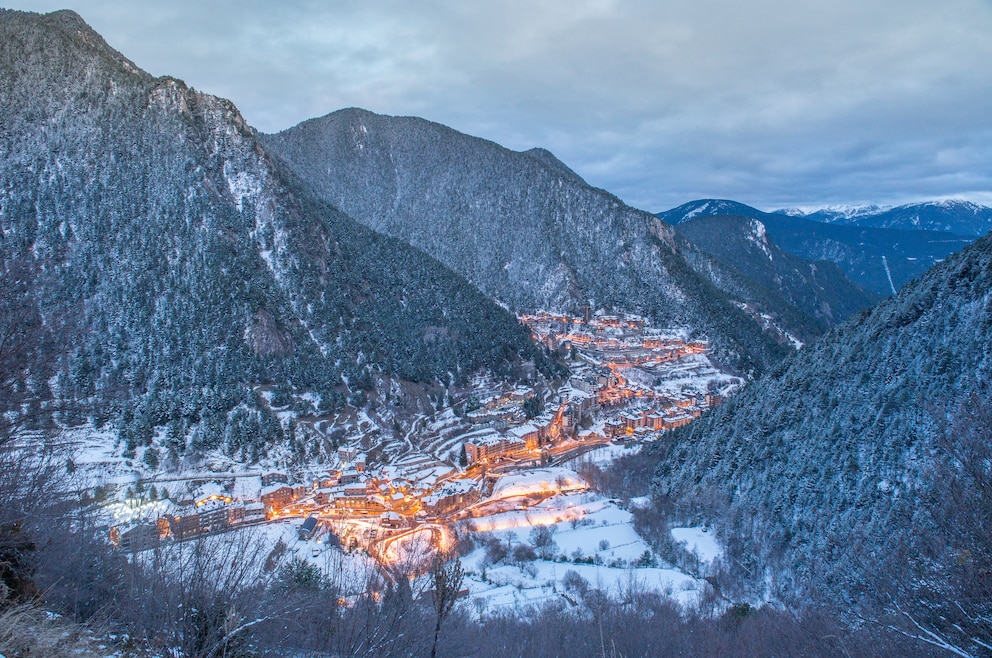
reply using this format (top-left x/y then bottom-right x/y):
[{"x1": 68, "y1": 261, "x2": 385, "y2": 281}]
[
  {"x1": 569, "y1": 375, "x2": 598, "y2": 395},
  {"x1": 422, "y1": 480, "x2": 480, "y2": 516},
  {"x1": 662, "y1": 414, "x2": 693, "y2": 430},
  {"x1": 705, "y1": 392, "x2": 723, "y2": 408},
  {"x1": 507, "y1": 423, "x2": 540, "y2": 449},
  {"x1": 299, "y1": 515, "x2": 319, "y2": 540},
  {"x1": 243, "y1": 502, "x2": 265, "y2": 522},
  {"x1": 464, "y1": 433, "x2": 527, "y2": 465},
  {"x1": 260, "y1": 484, "x2": 295, "y2": 510},
  {"x1": 261, "y1": 472, "x2": 289, "y2": 487},
  {"x1": 112, "y1": 522, "x2": 160, "y2": 551}
]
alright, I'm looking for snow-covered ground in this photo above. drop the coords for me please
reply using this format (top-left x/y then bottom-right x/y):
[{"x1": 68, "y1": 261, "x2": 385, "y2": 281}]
[
  {"x1": 670, "y1": 526, "x2": 722, "y2": 565},
  {"x1": 227, "y1": 492, "x2": 722, "y2": 617},
  {"x1": 490, "y1": 467, "x2": 586, "y2": 499},
  {"x1": 645, "y1": 353, "x2": 740, "y2": 399},
  {"x1": 456, "y1": 492, "x2": 713, "y2": 615},
  {"x1": 255, "y1": 520, "x2": 380, "y2": 592}
]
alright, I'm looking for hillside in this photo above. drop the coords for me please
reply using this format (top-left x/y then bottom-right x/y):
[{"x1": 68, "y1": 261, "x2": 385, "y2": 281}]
[
  {"x1": 675, "y1": 215, "x2": 879, "y2": 332},
  {"x1": 651, "y1": 230, "x2": 992, "y2": 651},
  {"x1": 0, "y1": 9, "x2": 546, "y2": 459},
  {"x1": 657, "y1": 199, "x2": 974, "y2": 295},
  {"x1": 262, "y1": 110, "x2": 801, "y2": 374}
]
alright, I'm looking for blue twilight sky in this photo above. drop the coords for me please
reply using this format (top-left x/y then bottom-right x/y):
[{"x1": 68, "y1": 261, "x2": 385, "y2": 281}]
[{"x1": 6, "y1": 0, "x2": 992, "y2": 212}]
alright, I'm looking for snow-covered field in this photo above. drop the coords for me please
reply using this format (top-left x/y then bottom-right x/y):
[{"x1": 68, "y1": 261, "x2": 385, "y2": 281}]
[
  {"x1": 455, "y1": 492, "x2": 714, "y2": 614},
  {"x1": 644, "y1": 353, "x2": 739, "y2": 399},
  {"x1": 226, "y1": 491, "x2": 723, "y2": 617},
  {"x1": 490, "y1": 467, "x2": 586, "y2": 499},
  {"x1": 670, "y1": 526, "x2": 721, "y2": 565}
]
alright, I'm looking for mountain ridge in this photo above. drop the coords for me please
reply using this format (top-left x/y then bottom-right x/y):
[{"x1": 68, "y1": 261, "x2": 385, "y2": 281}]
[
  {"x1": 675, "y1": 215, "x2": 879, "y2": 332},
  {"x1": 776, "y1": 199, "x2": 992, "y2": 236},
  {"x1": 262, "y1": 110, "x2": 811, "y2": 375},
  {"x1": 656, "y1": 199, "x2": 975, "y2": 295},
  {"x1": 650, "y1": 229, "x2": 992, "y2": 645},
  {"x1": 0, "y1": 9, "x2": 548, "y2": 460}
]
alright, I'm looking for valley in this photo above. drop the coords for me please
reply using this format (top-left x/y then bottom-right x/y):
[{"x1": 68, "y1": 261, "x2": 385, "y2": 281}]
[
  {"x1": 92, "y1": 312, "x2": 738, "y2": 608},
  {"x1": 2, "y1": 7, "x2": 990, "y2": 656}
]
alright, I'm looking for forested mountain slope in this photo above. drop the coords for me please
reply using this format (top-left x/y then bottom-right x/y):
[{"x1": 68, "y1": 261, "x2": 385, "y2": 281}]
[
  {"x1": 0, "y1": 9, "x2": 545, "y2": 459},
  {"x1": 262, "y1": 110, "x2": 795, "y2": 375},
  {"x1": 676, "y1": 215, "x2": 879, "y2": 333},
  {"x1": 658, "y1": 199, "x2": 974, "y2": 296},
  {"x1": 652, "y1": 230, "x2": 992, "y2": 651}
]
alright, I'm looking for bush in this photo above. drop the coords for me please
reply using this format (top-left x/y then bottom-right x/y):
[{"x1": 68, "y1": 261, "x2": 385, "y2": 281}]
[
  {"x1": 561, "y1": 570, "x2": 590, "y2": 597},
  {"x1": 529, "y1": 525, "x2": 558, "y2": 560},
  {"x1": 512, "y1": 544, "x2": 537, "y2": 564},
  {"x1": 483, "y1": 537, "x2": 508, "y2": 566}
]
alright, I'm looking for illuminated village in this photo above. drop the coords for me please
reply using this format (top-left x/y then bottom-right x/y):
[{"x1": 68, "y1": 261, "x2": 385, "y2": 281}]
[{"x1": 109, "y1": 312, "x2": 741, "y2": 578}]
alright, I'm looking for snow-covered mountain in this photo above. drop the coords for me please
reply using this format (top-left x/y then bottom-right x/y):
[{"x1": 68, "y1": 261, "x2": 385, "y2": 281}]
[
  {"x1": 774, "y1": 199, "x2": 992, "y2": 236},
  {"x1": 774, "y1": 203, "x2": 891, "y2": 221},
  {"x1": 657, "y1": 199, "x2": 768, "y2": 225},
  {"x1": 652, "y1": 229, "x2": 992, "y2": 653},
  {"x1": 656, "y1": 199, "x2": 975, "y2": 296},
  {"x1": 0, "y1": 9, "x2": 548, "y2": 459},
  {"x1": 675, "y1": 215, "x2": 879, "y2": 332},
  {"x1": 262, "y1": 111, "x2": 801, "y2": 374}
]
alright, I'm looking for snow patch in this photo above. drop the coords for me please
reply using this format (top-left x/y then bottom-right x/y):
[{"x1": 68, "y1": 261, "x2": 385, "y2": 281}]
[
  {"x1": 670, "y1": 527, "x2": 722, "y2": 564},
  {"x1": 746, "y1": 219, "x2": 773, "y2": 261}
]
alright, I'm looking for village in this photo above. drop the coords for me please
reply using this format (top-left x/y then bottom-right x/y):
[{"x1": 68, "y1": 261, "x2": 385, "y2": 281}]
[{"x1": 110, "y1": 312, "x2": 741, "y2": 567}]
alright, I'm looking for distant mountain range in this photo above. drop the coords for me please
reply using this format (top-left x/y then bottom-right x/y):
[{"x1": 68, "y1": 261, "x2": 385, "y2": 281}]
[
  {"x1": 657, "y1": 199, "x2": 975, "y2": 296},
  {"x1": 776, "y1": 199, "x2": 992, "y2": 236},
  {"x1": 651, "y1": 228, "x2": 992, "y2": 652}
]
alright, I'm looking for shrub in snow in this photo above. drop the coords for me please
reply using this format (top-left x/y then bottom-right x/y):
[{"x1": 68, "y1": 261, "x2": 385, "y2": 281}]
[{"x1": 562, "y1": 570, "x2": 590, "y2": 597}]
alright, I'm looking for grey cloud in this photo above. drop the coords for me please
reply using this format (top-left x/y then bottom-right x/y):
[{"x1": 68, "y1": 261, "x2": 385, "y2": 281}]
[{"x1": 5, "y1": 0, "x2": 991, "y2": 210}]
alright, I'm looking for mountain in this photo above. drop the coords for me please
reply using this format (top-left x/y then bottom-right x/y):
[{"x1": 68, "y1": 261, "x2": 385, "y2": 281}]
[
  {"x1": 262, "y1": 110, "x2": 800, "y2": 375},
  {"x1": 658, "y1": 199, "x2": 975, "y2": 296},
  {"x1": 651, "y1": 230, "x2": 992, "y2": 649},
  {"x1": 656, "y1": 199, "x2": 769, "y2": 225},
  {"x1": 778, "y1": 200, "x2": 992, "y2": 236},
  {"x1": 0, "y1": 9, "x2": 548, "y2": 459},
  {"x1": 675, "y1": 215, "x2": 879, "y2": 331}
]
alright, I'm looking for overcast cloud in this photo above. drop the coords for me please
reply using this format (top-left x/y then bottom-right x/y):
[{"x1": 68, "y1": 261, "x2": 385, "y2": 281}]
[{"x1": 6, "y1": 0, "x2": 992, "y2": 211}]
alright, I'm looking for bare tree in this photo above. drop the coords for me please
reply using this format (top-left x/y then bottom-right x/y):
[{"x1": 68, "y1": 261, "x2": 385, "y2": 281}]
[
  {"x1": 428, "y1": 552, "x2": 464, "y2": 658},
  {"x1": 116, "y1": 528, "x2": 277, "y2": 657}
]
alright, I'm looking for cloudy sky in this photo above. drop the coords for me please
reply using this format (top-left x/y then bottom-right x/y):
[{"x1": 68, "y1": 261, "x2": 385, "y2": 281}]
[{"x1": 8, "y1": 1, "x2": 992, "y2": 211}]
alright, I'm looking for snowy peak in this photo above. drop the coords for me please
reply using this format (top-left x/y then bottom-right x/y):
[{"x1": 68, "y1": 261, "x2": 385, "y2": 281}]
[
  {"x1": 771, "y1": 199, "x2": 992, "y2": 236},
  {"x1": 656, "y1": 199, "x2": 976, "y2": 297},
  {"x1": 656, "y1": 199, "x2": 766, "y2": 225},
  {"x1": 777, "y1": 203, "x2": 891, "y2": 221}
]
